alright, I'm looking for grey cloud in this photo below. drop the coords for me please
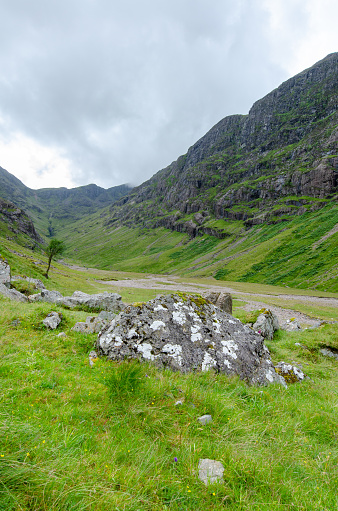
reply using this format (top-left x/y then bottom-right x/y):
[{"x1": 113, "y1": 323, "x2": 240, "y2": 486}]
[{"x1": 0, "y1": 0, "x2": 306, "y2": 188}]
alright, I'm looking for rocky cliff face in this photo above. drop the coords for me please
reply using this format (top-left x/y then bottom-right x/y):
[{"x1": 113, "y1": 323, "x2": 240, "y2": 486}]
[
  {"x1": 107, "y1": 53, "x2": 338, "y2": 237},
  {"x1": 0, "y1": 198, "x2": 43, "y2": 246}
]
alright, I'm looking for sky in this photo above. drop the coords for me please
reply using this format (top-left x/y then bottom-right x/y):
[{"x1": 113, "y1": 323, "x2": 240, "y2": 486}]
[{"x1": 0, "y1": 0, "x2": 337, "y2": 190}]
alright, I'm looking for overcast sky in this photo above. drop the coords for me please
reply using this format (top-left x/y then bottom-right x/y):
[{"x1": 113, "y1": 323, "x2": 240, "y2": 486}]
[{"x1": 0, "y1": 0, "x2": 337, "y2": 190}]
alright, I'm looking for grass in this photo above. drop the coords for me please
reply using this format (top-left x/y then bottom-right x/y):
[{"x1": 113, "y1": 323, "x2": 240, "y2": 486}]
[{"x1": 1, "y1": 287, "x2": 338, "y2": 510}]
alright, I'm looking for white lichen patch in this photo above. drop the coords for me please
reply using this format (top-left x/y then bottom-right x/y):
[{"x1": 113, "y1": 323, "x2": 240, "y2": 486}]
[
  {"x1": 191, "y1": 324, "x2": 202, "y2": 342},
  {"x1": 150, "y1": 320, "x2": 166, "y2": 331},
  {"x1": 223, "y1": 358, "x2": 232, "y2": 369},
  {"x1": 172, "y1": 310, "x2": 186, "y2": 326},
  {"x1": 201, "y1": 352, "x2": 216, "y2": 371},
  {"x1": 136, "y1": 343, "x2": 156, "y2": 360},
  {"x1": 113, "y1": 336, "x2": 123, "y2": 347},
  {"x1": 213, "y1": 319, "x2": 221, "y2": 333},
  {"x1": 266, "y1": 369, "x2": 274, "y2": 382},
  {"x1": 228, "y1": 320, "x2": 236, "y2": 324},
  {"x1": 154, "y1": 305, "x2": 166, "y2": 312},
  {"x1": 221, "y1": 340, "x2": 238, "y2": 359},
  {"x1": 161, "y1": 343, "x2": 182, "y2": 365},
  {"x1": 127, "y1": 329, "x2": 138, "y2": 339}
]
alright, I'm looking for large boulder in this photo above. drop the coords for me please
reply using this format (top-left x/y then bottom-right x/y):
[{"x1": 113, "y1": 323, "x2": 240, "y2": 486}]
[
  {"x1": 0, "y1": 257, "x2": 11, "y2": 288},
  {"x1": 97, "y1": 293, "x2": 286, "y2": 386},
  {"x1": 0, "y1": 283, "x2": 27, "y2": 302},
  {"x1": 203, "y1": 292, "x2": 232, "y2": 314},
  {"x1": 60, "y1": 291, "x2": 125, "y2": 313},
  {"x1": 28, "y1": 289, "x2": 63, "y2": 303},
  {"x1": 253, "y1": 309, "x2": 279, "y2": 340}
]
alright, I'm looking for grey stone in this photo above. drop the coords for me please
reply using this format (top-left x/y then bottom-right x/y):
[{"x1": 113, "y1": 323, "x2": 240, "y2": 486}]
[
  {"x1": 253, "y1": 310, "x2": 279, "y2": 340},
  {"x1": 175, "y1": 400, "x2": 183, "y2": 406},
  {"x1": 59, "y1": 291, "x2": 125, "y2": 312},
  {"x1": 281, "y1": 318, "x2": 301, "y2": 331},
  {"x1": 72, "y1": 316, "x2": 107, "y2": 334},
  {"x1": 275, "y1": 361, "x2": 306, "y2": 383},
  {"x1": 97, "y1": 293, "x2": 286, "y2": 386},
  {"x1": 89, "y1": 350, "x2": 98, "y2": 366},
  {"x1": 197, "y1": 414, "x2": 212, "y2": 425},
  {"x1": 204, "y1": 292, "x2": 232, "y2": 314},
  {"x1": 0, "y1": 258, "x2": 11, "y2": 288},
  {"x1": 28, "y1": 293, "x2": 43, "y2": 302},
  {"x1": 320, "y1": 348, "x2": 338, "y2": 360},
  {"x1": 0, "y1": 283, "x2": 27, "y2": 302},
  {"x1": 42, "y1": 312, "x2": 62, "y2": 330},
  {"x1": 57, "y1": 332, "x2": 66, "y2": 338},
  {"x1": 98, "y1": 310, "x2": 116, "y2": 321},
  {"x1": 198, "y1": 459, "x2": 224, "y2": 485},
  {"x1": 40, "y1": 289, "x2": 64, "y2": 303},
  {"x1": 11, "y1": 276, "x2": 46, "y2": 290}
]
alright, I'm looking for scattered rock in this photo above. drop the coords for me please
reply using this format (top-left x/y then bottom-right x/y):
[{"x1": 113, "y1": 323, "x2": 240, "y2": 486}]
[
  {"x1": 39, "y1": 289, "x2": 63, "y2": 303},
  {"x1": 12, "y1": 276, "x2": 46, "y2": 290},
  {"x1": 72, "y1": 316, "x2": 107, "y2": 334},
  {"x1": 253, "y1": 310, "x2": 279, "y2": 340},
  {"x1": 0, "y1": 283, "x2": 27, "y2": 302},
  {"x1": 204, "y1": 292, "x2": 232, "y2": 314},
  {"x1": 97, "y1": 293, "x2": 285, "y2": 387},
  {"x1": 275, "y1": 361, "x2": 306, "y2": 384},
  {"x1": 89, "y1": 350, "x2": 98, "y2": 366},
  {"x1": 175, "y1": 400, "x2": 183, "y2": 406},
  {"x1": 0, "y1": 257, "x2": 11, "y2": 288},
  {"x1": 42, "y1": 312, "x2": 62, "y2": 330},
  {"x1": 11, "y1": 319, "x2": 21, "y2": 326},
  {"x1": 198, "y1": 459, "x2": 224, "y2": 485},
  {"x1": 60, "y1": 291, "x2": 125, "y2": 312},
  {"x1": 57, "y1": 332, "x2": 66, "y2": 338},
  {"x1": 281, "y1": 318, "x2": 301, "y2": 331},
  {"x1": 197, "y1": 414, "x2": 212, "y2": 425},
  {"x1": 319, "y1": 347, "x2": 338, "y2": 360}
]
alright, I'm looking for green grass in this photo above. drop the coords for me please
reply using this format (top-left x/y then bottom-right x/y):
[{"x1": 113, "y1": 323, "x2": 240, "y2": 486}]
[{"x1": 1, "y1": 295, "x2": 338, "y2": 510}]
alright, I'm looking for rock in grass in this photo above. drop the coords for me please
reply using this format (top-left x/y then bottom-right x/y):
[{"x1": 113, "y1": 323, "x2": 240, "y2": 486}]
[
  {"x1": 253, "y1": 309, "x2": 279, "y2": 340},
  {"x1": 72, "y1": 315, "x2": 107, "y2": 334},
  {"x1": 0, "y1": 283, "x2": 27, "y2": 302},
  {"x1": 0, "y1": 257, "x2": 11, "y2": 288},
  {"x1": 203, "y1": 291, "x2": 232, "y2": 314},
  {"x1": 197, "y1": 414, "x2": 212, "y2": 425},
  {"x1": 59, "y1": 291, "x2": 125, "y2": 313},
  {"x1": 42, "y1": 312, "x2": 62, "y2": 330},
  {"x1": 281, "y1": 318, "x2": 301, "y2": 331},
  {"x1": 274, "y1": 362, "x2": 306, "y2": 383},
  {"x1": 319, "y1": 348, "x2": 338, "y2": 360},
  {"x1": 97, "y1": 293, "x2": 286, "y2": 387},
  {"x1": 198, "y1": 459, "x2": 224, "y2": 485}
]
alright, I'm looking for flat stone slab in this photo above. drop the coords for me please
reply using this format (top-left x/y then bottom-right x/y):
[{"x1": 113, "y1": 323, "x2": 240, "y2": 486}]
[
  {"x1": 198, "y1": 458, "x2": 224, "y2": 485},
  {"x1": 197, "y1": 414, "x2": 212, "y2": 425}
]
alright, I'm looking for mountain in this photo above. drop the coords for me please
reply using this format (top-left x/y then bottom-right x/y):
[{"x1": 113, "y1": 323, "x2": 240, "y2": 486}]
[
  {"x1": 0, "y1": 166, "x2": 132, "y2": 237},
  {"x1": 106, "y1": 53, "x2": 337, "y2": 237},
  {"x1": 0, "y1": 197, "x2": 43, "y2": 247}
]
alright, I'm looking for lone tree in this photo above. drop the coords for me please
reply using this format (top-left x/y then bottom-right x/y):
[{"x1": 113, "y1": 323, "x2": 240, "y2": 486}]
[{"x1": 45, "y1": 239, "x2": 65, "y2": 278}]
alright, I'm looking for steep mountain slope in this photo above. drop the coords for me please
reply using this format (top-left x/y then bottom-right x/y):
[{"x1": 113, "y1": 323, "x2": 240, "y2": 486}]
[
  {"x1": 0, "y1": 166, "x2": 132, "y2": 236},
  {"x1": 107, "y1": 53, "x2": 337, "y2": 237},
  {"x1": 0, "y1": 197, "x2": 43, "y2": 248}
]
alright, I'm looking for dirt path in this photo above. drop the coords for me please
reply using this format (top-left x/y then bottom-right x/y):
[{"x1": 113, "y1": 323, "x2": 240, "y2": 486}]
[{"x1": 97, "y1": 275, "x2": 338, "y2": 327}]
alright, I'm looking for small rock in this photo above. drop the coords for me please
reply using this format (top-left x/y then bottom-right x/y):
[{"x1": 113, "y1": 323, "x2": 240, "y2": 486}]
[
  {"x1": 42, "y1": 312, "x2": 62, "y2": 330},
  {"x1": 89, "y1": 350, "x2": 98, "y2": 366},
  {"x1": 198, "y1": 458, "x2": 224, "y2": 485},
  {"x1": 40, "y1": 289, "x2": 64, "y2": 303},
  {"x1": 175, "y1": 400, "x2": 183, "y2": 406},
  {"x1": 197, "y1": 414, "x2": 212, "y2": 425},
  {"x1": 11, "y1": 319, "x2": 21, "y2": 326},
  {"x1": 320, "y1": 348, "x2": 338, "y2": 360},
  {"x1": 253, "y1": 310, "x2": 279, "y2": 340},
  {"x1": 72, "y1": 316, "x2": 107, "y2": 334},
  {"x1": 204, "y1": 292, "x2": 232, "y2": 314},
  {"x1": 281, "y1": 318, "x2": 301, "y2": 331},
  {"x1": 275, "y1": 361, "x2": 305, "y2": 384},
  {"x1": 57, "y1": 332, "x2": 66, "y2": 338}
]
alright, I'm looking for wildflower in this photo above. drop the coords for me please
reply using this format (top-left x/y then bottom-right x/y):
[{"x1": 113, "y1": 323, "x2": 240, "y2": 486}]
[{"x1": 174, "y1": 457, "x2": 178, "y2": 462}]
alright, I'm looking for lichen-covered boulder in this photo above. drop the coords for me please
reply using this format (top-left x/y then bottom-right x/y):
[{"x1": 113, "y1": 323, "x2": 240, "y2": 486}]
[
  {"x1": 253, "y1": 309, "x2": 279, "y2": 340},
  {"x1": 97, "y1": 293, "x2": 285, "y2": 386}
]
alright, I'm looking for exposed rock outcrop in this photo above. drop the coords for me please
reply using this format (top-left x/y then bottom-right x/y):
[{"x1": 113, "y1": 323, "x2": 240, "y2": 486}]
[
  {"x1": 253, "y1": 310, "x2": 279, "y2": 339},
  {"x1": 97, "y1": 293, "x2": 286, "y2": 386},
  {"x1": 0, "y1": 257, "x2": 10, "y2": 288},
  {"x1": 0, "y1": 283, "x2": 27, "y2": 302},
  {"x1": 203, "y1": 291, "x2": 232, "y2": 314},
  {"x1": 42, "y1": 312, "x2": 62, "y2": 330}
]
